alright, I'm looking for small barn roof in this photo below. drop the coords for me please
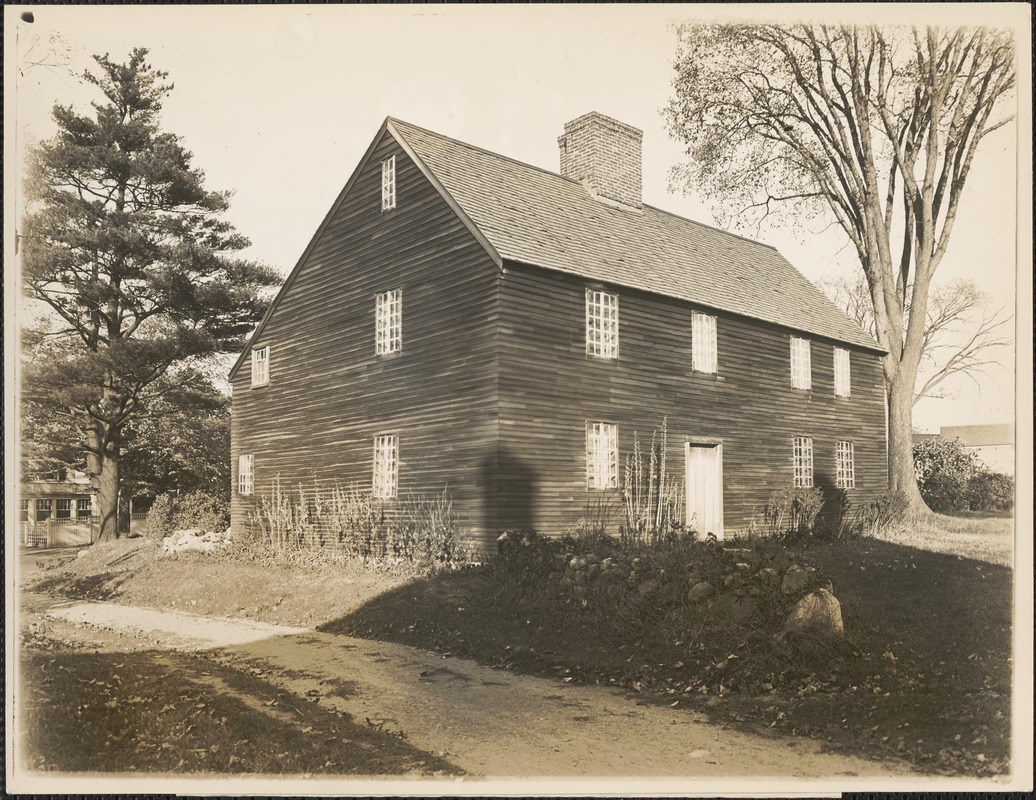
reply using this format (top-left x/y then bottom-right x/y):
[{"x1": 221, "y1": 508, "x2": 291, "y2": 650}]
[{"x1": 389, "y1": 118, "x2": 882, "y2": 353}]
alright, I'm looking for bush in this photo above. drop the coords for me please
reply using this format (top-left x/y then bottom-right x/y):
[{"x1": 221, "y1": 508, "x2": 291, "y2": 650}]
[
  {"x1": 246, "y1": 480, "x2": 462, "y2": 565},
  {"x1": 914, "y1": 436, "x2": 1013, "y2": 513},
  {"x1": 762, "y1": 487, "x2": 825, "y2": 538},
  {"x1": 142, "y1": 490, "x2": 229, "y2": 540},
  {"x1": 966, "y1": 469, "x2": 1014, "y2": 512},
  {"x1": 914, "y1": 436, "x2": 978, "y2": 513}
]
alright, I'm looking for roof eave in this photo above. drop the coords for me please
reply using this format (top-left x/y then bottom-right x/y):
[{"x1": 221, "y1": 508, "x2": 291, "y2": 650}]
[{"x1": 386, "y1": 118, "x2": 503, "y2": 270}]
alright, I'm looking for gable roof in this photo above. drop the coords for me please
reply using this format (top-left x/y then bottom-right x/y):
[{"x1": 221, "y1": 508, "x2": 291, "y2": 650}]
[
  {"x1": 388, "y1": 117, "x2": 882, "y2": 353},
  {"x1": 232, "y1": 116, "x2": 882, "y2": 378}
]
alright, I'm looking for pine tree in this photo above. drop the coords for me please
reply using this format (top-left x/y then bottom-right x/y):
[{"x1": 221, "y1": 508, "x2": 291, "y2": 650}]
[{"x1": 22, "y1": 48, "x2": 280, "y2": 540}]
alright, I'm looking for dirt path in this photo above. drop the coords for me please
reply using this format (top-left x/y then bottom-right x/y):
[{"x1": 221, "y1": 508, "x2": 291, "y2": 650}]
[{"x1": 28, "y1": 593, "x2": 921, "y2": 782}]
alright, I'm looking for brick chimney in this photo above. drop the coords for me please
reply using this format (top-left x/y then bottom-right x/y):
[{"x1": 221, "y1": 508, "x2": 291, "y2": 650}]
[{"x1": 558, "y1": 112, "x2": 643, "y2": 211}]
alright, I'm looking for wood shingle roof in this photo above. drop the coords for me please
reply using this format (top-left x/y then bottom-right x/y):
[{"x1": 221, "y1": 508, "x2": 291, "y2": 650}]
[{"x1": 389, "y1": 117, "x2": 882, "y2": 353}]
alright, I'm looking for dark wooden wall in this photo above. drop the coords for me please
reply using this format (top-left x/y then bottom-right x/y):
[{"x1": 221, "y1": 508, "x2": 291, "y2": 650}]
[
  {"x1": 230, "y1": 133, "x2": 503, "y2": 550},
  {"x1": 496, "y1": 262, "x2": 888, "y2": 536},
  {"x1": 232, "y1": 132, "x2": 888, "y2": 551}
]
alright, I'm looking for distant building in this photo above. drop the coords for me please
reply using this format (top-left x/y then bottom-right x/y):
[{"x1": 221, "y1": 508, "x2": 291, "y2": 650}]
[
  {"x1": 941, "y1": 424, "x2": 1014, "y2": 476},
  {"x1": 20, "y1": 471, "x2": 97, "y2": 547},
  {"x1": 913, "y1": 424, "x2": 1014, "y2": 476}
]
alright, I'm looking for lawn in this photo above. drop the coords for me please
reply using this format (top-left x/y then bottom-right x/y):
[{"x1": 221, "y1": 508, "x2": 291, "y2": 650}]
[{"x1": 22, "y1": 513, "x2": 1016, "y2": 777}]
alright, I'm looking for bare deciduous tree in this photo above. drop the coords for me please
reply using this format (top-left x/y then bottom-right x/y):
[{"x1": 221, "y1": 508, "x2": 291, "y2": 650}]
[
  {"x1": 819, "y1": 274, "x2": 1012, "y2": 406},
  {"x1": 665, "y1": 23, "x2": 1016, "y2": 511}
]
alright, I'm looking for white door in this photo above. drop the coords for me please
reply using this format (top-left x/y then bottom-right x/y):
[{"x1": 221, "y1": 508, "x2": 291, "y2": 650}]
[{"x1": 686, "y1": 443, "x2": 723, "y2": 539}]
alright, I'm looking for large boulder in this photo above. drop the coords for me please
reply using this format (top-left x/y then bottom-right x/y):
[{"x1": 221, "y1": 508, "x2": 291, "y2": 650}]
[{"x1": 781, "y1": 588, "x2": 844, "y2": 638}]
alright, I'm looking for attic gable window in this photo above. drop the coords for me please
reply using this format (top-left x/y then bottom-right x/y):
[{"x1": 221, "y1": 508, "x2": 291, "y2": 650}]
[
  {"x1": 834, "y1": 347, "x2": 851, "y2": 397},
  {"x1": 790, "y1": 336, "x2": 812, "y2": 390},
  {"x1": 251, "y1": 346, "x2": 269, "y2": 387},
  {"x1": 586, "y1": 421, "x2": 618, "y2": 489},
  {"x1": 376, "y1": 289, "x2": 402, "y2": 354},
  {"x1": 793, "y1": 437, "x2": 814, "y2": 488},
  {"x1": 836, "y1": 440, "x2": 856, "y2": 489},
  {"x1": 586, "y1": 290, "x2": 618, "y2": 359},
  {"x1": 238, "y1": 454, "x2": 254, "y2": 495},
  {"x1": 381, "y1": 156, "x2": 396, "y2": 210},
  {"x1": 373, "y1": 435, "x2": 398, "y2": 499},
  {"x1": 691, "y1": 311, "x2": 717, "y2": 373}
]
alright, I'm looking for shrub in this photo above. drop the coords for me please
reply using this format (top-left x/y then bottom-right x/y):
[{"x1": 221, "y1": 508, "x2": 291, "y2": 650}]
[
  {"x1": 965, "y1": 469, "x2": 1014, "y2": 512},
  {"x1": 142, "y1": 494, "x2": 175, "y2": 540},
  {"x1": 914, "y1": 436, "x2": 1014, "y2": 513},
  {"x1": 142, "y1": 490, "x2": 229, "y2": 540},
  {"x1": 913, "y1": 436, "x2": 978, "y2": 513},
  {"x1": 246, "y1": 480, "x2": 462, "y2": 564},
  {"x1": 853, "y1": 491, "x2": 909, "y2": 536},
  {"x1": 762, "y1": 487, "x2": 825, "y2": 538}
]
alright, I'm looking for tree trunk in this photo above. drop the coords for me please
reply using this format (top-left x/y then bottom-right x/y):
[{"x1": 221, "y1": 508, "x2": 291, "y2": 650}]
[
  {"x1": 887, "y1": 375, "x2": 928, "y2": 514},
  {"x1": 94, "y1": 453, "x2": 120, "y2": 542}
]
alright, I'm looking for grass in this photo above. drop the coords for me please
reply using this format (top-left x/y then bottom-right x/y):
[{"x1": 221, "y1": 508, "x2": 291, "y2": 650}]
[
  {"x1": 18, "y1": 629, "x2": 460, "y2": 776},
  {"x1": 869, "y1": 511, "x2": 1014, "y2": 567},
  {"x1": 22, "y1": 514, "x2": 1015, "y2": 777}
]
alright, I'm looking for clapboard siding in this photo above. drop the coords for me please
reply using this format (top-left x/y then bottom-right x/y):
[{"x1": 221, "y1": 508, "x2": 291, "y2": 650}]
[
  {"x1": 231, "y1": 133, "x2": 503, "y2": 550},
  {"x1": 496, "y1": 262, "x2": 887, "y2": 536}
]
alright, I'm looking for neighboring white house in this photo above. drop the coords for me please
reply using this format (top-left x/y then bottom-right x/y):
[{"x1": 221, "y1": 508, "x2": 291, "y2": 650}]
[{"x1": 940, "y1": 424, "x2": 1015, "y2": 476}]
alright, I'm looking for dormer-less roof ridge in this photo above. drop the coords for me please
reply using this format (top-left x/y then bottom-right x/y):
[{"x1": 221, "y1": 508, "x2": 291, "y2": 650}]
[
  {"x1": 388, "y1": 117, "x2": 881, "y2": 353},
  {"x1": 388, "y1": 117, "x2": 783, "y2": 257}
]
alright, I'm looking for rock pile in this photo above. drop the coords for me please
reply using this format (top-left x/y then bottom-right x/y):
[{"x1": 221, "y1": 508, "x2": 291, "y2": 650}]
[{"x1": 163, "y1": 527, "x2": 232, "y2": 554}]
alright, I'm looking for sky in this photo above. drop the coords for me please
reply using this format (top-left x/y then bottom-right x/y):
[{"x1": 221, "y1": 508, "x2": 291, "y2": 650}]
[{"x1": 4, "y1": 3, "x2": 1029, "y2": 434}]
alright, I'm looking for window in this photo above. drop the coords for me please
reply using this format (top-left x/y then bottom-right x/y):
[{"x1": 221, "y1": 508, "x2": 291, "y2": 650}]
[
  {"x1": 35, "y1": 499, "x2": 52, "y2": 521},
  {"x1": 20, "y1": 499, "x2": 30, "y2": 520},
  {"x1": 251, "y1": 346, "x2": 269, "y2": 387},
  {"x1": 56, "y1": 499, "x2": 72, "y2": 519},
  {"x1": 793, "y1": 437, "x2": 814, "y2": 488},
  {"x1": 836, "y1": 441, "x2": 856, "y2": 489},
  {"x1": 586, "y1": 422, "x2": 618, "y2": 489},
  {"x1": 376, "y1": 289, "x2": 402, "y2": 355},
  {"x1": 238, "y1": 454, "x2": 254, "y2": 496},
  {"x1": 790, "y1": 336, "x2": 812, "y2": 390},
  {"x1": 586, "y1": 289, "x2": 618, "y2": 359},
  {"x1": 834, "y1": 347, "x2": 851, "y2": 397},
  {"x1": 77, "y1": 498, "x2": 92, "y2": 518},
  {"x1": 692, "y1": 311, "x2": 718, "y2": 373},
  {"x1": 381, "y1": 156, "x2": 396, "y2": 210},
  {"x1": 373, "y1": 435, "x2": 398, "y2": 499}
]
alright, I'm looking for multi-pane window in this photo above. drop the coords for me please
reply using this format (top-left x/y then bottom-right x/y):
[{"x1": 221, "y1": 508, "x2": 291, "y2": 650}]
[
  {"x1": 238, "y1": 454, "x2": 254, "y2": 496},
  {"x1": 586, "y1": 289, "x2": 618, "y2": 359},
  {"x1": 836, "y1": 441, "x2": 856, "y2": 489},
  {"x1": 834, "y1": 347, "x2": 851, "y2": 397},
  {"x1": 586, "y1": 422, "x2": 618, "y2": 489},
  {"x1": 35, "y1": 499, "x2": 52, "y2": 521},
  {"x1": 56, "y1": 499, "x2": 72, "y2": 519},
  {"x1": 251, "y1": 346, "x2": 269, "y2": 387},
  {"x1": 376, "y1": 289, "x2": 402, "y2": 355},
  {"x1": 381, "y1": 156, "x2": 396, "y2": 210},
  {"x1": 373, "y1": 435, "x2": 398, "y2": 499},
  {"x1": 790, "y1": 336, "x2": 812, "y2": 390},
  {"x1": 77, "y1": 498, "x2": 92, "y2": 518},
  {"x1": 793, "y1": 437, "x2": 814, "y2": 488},
  {"x1": 691, "y1": 311, "x2": 718, "y2": 373}
]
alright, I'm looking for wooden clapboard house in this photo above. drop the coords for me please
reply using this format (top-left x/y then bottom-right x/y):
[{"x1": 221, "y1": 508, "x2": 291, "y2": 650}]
[{"x1": 229, "y1": 113, "x2": 887, "y2": 551}]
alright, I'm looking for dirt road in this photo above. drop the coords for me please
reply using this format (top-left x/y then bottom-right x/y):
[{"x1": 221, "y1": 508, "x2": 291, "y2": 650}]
[{"x1": 25, "y1": 592, "x2": 921, "y2": 784}]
